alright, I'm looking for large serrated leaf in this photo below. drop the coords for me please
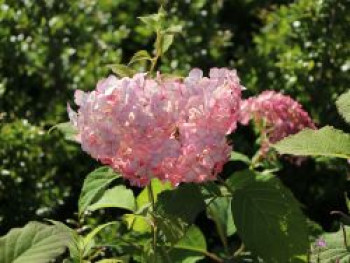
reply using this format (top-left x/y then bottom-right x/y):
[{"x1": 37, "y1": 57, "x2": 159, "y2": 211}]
[
  {"x1": 273, "y1": 126, "x2": 350, "y2": 159},
  {"x1": 232, "y1": 178, "x2": 308, "y2": 262},
  {"x1": 87, "y1": 185, "x2": 135, "y2": 212},
  {"x1": 311, "y1": 226, "x2": 350, "y2": 263},
  {"x1": 0, "y1": 222, "x2": 71, "y2": 263},
  {"x1": 79, "y1": 167, "x2": 120, "y2": 216}
]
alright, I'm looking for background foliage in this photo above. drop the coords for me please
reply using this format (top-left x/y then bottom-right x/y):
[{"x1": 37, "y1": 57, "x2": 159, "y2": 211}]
[{"x1": 0, "y1": 0, "x2": 349, "y2": 258}]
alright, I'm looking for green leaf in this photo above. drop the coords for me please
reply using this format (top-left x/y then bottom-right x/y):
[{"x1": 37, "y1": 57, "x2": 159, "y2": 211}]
[
  {"x1": 311, "y1": 227, "x2": 350, "y2": 263},
  {"x1": 128, "y1": 50, "x2": 152, "y2": 65},
  {"x1": 96, "y1": 259, "x2": 125, "y2": 263},
  {"x1": 336, "y1": 90, "x2": 350, "y2": 124},
  {"x1": 108, "y1": 64, "x2": 137, "y2": 78},
  {"x1": 88, "y1": 185, "x2": 135, "y2": 212},
  {"x1": 79, "y1": 167, "x2": 120, "y2": 216},
  {"x1": 0, "y1": 221, "x2": 71, "y2": 263},
  {"x1": 138, "y1": 8, "x2": 166, "y2": 32},
  {"x1": 46, "y1": 220, "x2": 81, "y2": 262},
  {"x1": 200, "y1": 182, "x2": 226, "y2": 199},
  {"x1": 226, "y1": 169, "x2": 256, "y2": 191},
  {"x1": 165, "y1": 25, "x2": 183, "y2": 34},
  {"x1": 49, "y1": 122, "x2": 78, "y2": 141},
  {"x1": 273, "y1": 126, "x2": 350, "y2": 159},
  {"x1": 168, "y1": 226, "x2": 207, "y2": 263},
  {"x1": 155, "y1": 184, "x2": 205, "y2": 244},
  {"x1": 96, "y1": 259, "x2": 124, "y2": 263},
  {"x1": 156, "y1": 184, "x2": 205, "y2": 223},
  {"x1": 124, "y1": 179, "x2": 172, "y2": 233},
  {"x1": 123, "y1": 214, "x2": 151, "y2": 233},
  {"x1": 230, "y1": 151, "x2": 251, "y2": 165},
  {"x1": 207, "y1": 197, "x2": 236, "y2": 249},
  {"x1": 160, "y1": 34, "x2": 174, "y2": 55},
  {"x1": 82, "y1": 222, "x2": 119, "y2": 257},
  {"x1": 137, "y1": 179, "x2": 172, "y2": 209},
  {"x1": 232, "y1": 178, "x2": 308, "y2": 262}
]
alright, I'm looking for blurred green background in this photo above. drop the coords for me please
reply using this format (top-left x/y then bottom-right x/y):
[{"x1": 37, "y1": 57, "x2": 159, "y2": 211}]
[{"x1": 0, "y1": 0, "x2": 349, "y2": 238}]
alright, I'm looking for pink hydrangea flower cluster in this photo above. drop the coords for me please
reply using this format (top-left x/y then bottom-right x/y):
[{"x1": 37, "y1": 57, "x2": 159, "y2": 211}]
[
  {"x1": 240, "y1": 91, "x2": 316, "y2": 154},
  {"x1": 68, "y1": 68, "x2": 243, "y2": 186}
]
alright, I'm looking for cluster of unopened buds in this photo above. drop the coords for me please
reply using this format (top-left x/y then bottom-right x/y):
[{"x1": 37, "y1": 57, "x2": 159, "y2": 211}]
[{"x1": 68, "y1": 68, "x2": 315, "y2": 186}]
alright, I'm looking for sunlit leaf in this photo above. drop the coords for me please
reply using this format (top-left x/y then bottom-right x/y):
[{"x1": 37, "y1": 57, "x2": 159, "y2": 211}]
[
  {"x1": 88, "y1": 185, "x2": 135, "y2": 212},
  {"x1": 128, "y1": 50, "x2": 152, "y2": 65},
  {"x1": 0, "y1": 222, "x2": 70, "y2": 263},
  {"x1": 49, "y1": 122, "x2": 78, "y2": 141},
  {"x1": 273, "y1": 126, "x2": 350, "y2": 159},
  {"x1": 336, "y1": 89, "x2": 350, "y2": 124},
  {"x1": 78, "y1": 167, "x2": 120, "y2": 216},
  {"x1": 108, "y1": 64, "x2": 137, "y2": 78},
  {"x1": 168, "y1": 226, "x2": 207, "y2": 263}
]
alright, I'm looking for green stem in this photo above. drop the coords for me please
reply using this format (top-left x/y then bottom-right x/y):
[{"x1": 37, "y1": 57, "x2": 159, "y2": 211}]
[
  {"x1": 149, "y1": 30, "x2": 162, "y2": 74},
  {"x1": 341, "y1": 222, "x2": 348, "y2": 248},
  {"x1": 166, "y1": 245, "x2": 223, "y2": 263},
  {"x1": 147, "y1": 182, "x2": 157, "y2": 254}
]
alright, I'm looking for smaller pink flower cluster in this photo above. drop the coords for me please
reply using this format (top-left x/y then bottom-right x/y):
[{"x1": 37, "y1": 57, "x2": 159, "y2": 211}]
[
  {"x1": 240, "y1": 91, "x2": 316, "y2": 154},
  {"x1": 68, "y1": 68, "x2": 243, "y2": 186}
]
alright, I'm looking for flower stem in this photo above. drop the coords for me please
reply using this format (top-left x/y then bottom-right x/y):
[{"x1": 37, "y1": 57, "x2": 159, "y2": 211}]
[
  {"x1": 341, "y1": 222, "x2": 348, "y2": 248},
  {"x1": 147, "y1": 182, "x2": 157, "y2": 254}
]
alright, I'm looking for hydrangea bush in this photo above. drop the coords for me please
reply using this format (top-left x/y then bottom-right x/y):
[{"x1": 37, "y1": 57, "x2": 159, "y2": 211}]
[{"x1": 1, "y1": 6, "x2": 349, "y2": 263}]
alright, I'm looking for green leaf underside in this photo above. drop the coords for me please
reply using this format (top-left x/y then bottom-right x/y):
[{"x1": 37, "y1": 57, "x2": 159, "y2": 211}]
[
  {"x1": 311, "y1": 227, "x2": 350, "y2": 263},
  {"x1": 336, "y1": 89, "x2": 350, "y2": 124},
  {"x1": 128, "y1": 50, "x2": 152, "y2": 65},
  {"x1": 168, "y1": 226, "x2": 207, "y2": 263},
  {"x1": 232, "y1": 178, "x2": 308, "y2": 262},
  {"x1": 0, "y1": 222, "x2": 70, "y2": 263},
  {"x1": 160, "y1": 34, "x2": 174, "y2": 55},
  {"x1": 273, "y1": 126, "x2": 350, "y2": 159},
  {"x1": 108, "y1": 64, "x2": 137, "y2": 78},
  {"x1": 78, "y1": 166, "x2": 120, "y2": 216},
  {"x1": 88, "y1": 185, "x2": 135, "y2": 212}
]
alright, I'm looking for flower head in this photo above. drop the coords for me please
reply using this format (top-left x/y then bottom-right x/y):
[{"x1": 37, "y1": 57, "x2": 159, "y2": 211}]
[
  {"x1": 240, "y1": 91, "x2": 315, "y2": 154},
  {"x1": 68, "y1": 68, "x2": 243, "y2": 186}
]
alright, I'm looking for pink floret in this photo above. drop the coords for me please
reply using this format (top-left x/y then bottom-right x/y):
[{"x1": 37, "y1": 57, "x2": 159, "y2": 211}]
[{"x1": 68, "y1": 68, "x2": 243, "y2": 186}]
